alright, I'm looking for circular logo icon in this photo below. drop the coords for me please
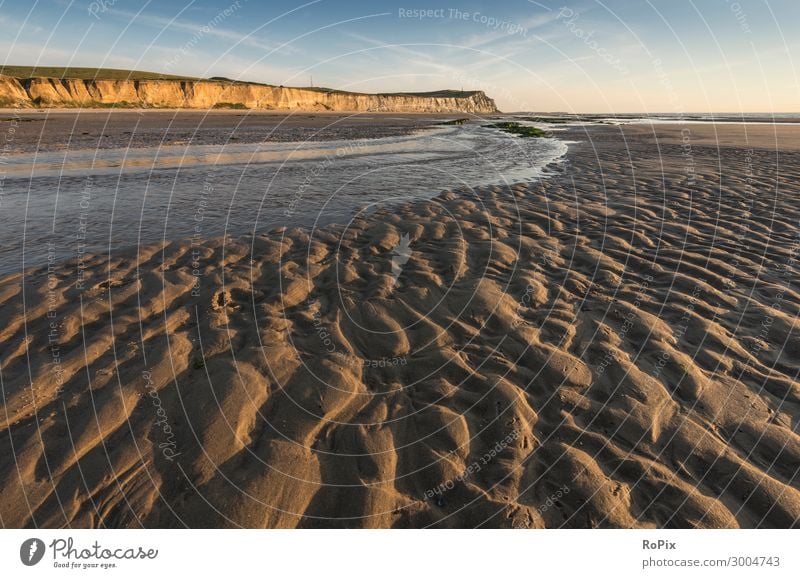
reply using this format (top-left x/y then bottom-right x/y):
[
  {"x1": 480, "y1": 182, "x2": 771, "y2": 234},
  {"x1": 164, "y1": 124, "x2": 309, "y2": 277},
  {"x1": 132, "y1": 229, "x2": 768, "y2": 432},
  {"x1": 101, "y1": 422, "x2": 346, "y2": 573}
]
[{"x1": 20, "y1": 538, "x2": 46, "y2": 566}]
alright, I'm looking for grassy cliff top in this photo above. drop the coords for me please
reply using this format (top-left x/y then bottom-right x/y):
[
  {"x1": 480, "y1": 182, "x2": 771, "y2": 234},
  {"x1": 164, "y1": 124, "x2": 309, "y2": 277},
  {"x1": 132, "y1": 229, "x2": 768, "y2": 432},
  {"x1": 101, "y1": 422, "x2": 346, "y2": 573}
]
[{"x1": 0, "y1": 66, "x2": 201, "y2": 81}]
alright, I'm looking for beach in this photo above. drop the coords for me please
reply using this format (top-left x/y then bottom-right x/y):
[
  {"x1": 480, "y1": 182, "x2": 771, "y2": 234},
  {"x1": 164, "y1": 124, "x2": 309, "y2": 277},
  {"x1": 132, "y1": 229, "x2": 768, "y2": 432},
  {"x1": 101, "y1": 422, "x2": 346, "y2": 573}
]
[{"x1": 0, "y1": 121, "x2": 798, "y2": 528}]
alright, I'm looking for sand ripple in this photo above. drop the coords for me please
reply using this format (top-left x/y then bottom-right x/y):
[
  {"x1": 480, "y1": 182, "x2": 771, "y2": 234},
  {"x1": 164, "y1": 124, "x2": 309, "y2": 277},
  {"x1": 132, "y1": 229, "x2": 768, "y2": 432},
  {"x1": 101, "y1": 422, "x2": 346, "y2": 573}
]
[{"x1": 1, "y1": 124, "x2": 798, "y2": 528}]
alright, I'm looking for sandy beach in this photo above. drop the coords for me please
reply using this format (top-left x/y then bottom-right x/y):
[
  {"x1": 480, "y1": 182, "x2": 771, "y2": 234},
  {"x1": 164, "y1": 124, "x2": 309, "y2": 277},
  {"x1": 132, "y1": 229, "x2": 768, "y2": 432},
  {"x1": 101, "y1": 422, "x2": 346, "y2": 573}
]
[{"x1": 0, "y1": 121, "x2": 798, "y2": 529}]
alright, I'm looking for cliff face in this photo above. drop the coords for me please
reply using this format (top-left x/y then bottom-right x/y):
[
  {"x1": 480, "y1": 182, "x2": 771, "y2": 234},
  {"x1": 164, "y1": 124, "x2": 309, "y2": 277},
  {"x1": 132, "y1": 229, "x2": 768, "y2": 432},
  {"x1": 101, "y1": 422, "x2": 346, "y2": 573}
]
[{"x1": 0, "y1": 75, "x2": 498, "y2": 113}]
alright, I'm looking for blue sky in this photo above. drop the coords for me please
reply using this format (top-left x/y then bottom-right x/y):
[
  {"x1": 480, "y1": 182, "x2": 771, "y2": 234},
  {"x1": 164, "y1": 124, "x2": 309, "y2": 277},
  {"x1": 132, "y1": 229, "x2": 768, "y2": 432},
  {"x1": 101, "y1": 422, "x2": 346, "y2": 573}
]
[{"x1": 1, "y1": 0, "x2": 798, "y2": 112}]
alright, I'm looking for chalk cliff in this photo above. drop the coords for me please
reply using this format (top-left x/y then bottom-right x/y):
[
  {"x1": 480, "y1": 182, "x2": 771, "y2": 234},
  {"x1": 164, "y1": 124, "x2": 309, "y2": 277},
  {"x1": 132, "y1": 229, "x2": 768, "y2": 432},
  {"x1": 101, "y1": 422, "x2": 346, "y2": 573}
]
[{"x1": 0, "y1": 75, "x2": 498, "y2": 113}]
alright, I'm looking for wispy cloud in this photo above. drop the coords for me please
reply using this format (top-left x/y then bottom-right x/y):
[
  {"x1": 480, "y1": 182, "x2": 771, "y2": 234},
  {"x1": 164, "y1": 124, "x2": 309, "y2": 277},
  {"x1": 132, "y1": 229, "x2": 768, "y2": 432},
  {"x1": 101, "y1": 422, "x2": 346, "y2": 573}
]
[
  {"x1": 459, "y1": 11, "x2": 561, "y2": 51},
  {"x1": 101, "y1": 6, "x2": 302, "y2": 55},
  {"x1": 0, "y1": 14, "x2": 46, "y2": 35},
  {"x1": 343, "y1": 32, "x2": 455, "y2": 74}
]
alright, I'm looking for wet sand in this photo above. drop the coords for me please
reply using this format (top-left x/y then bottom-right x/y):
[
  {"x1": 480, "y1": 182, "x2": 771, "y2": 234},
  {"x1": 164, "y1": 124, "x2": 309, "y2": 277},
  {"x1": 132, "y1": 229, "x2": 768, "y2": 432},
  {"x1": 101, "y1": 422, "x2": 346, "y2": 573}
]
[
  {"x1": 0, "y1": 122, "x2": 798, "y2": 528},
  {"x1": 0, "y1": 109, "x2": 476, "y2": 153}
]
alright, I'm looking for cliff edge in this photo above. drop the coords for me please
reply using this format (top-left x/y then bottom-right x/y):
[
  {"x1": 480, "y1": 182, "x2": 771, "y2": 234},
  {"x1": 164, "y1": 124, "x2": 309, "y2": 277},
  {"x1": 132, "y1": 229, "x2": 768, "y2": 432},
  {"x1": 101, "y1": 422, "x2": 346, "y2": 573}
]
[{"x1": 0, "y1": 75, "x2": 498, "y2": 113}]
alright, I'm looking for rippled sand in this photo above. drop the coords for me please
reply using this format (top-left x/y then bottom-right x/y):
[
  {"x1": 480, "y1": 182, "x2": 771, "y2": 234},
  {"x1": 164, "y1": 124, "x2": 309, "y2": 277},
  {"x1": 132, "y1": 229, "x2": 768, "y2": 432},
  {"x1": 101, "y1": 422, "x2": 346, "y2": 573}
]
[{"x1": 1, "y1": 123, "x2": 798, "y2": 528}]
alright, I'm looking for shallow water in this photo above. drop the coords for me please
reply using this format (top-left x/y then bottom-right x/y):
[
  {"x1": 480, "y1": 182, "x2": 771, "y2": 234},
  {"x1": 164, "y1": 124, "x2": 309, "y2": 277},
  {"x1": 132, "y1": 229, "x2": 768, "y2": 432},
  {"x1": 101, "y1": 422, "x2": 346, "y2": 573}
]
[{"x1": 0, "y1": 124, "x2": 566, "y2": 275}]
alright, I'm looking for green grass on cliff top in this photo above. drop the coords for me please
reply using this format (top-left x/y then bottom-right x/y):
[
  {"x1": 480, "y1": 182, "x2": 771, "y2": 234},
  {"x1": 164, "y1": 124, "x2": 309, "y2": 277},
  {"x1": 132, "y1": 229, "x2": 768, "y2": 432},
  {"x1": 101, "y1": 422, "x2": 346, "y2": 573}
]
[{"x1": 0, "y1": 66, "x2": 201, "y2": 81}]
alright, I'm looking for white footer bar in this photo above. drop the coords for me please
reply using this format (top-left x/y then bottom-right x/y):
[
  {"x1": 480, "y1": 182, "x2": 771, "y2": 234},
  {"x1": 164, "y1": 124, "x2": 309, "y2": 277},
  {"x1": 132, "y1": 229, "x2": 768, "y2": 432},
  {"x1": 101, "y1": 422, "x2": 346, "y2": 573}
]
[{"x1": 1, "y1": 530, "x2": 796, "y2": 576}]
